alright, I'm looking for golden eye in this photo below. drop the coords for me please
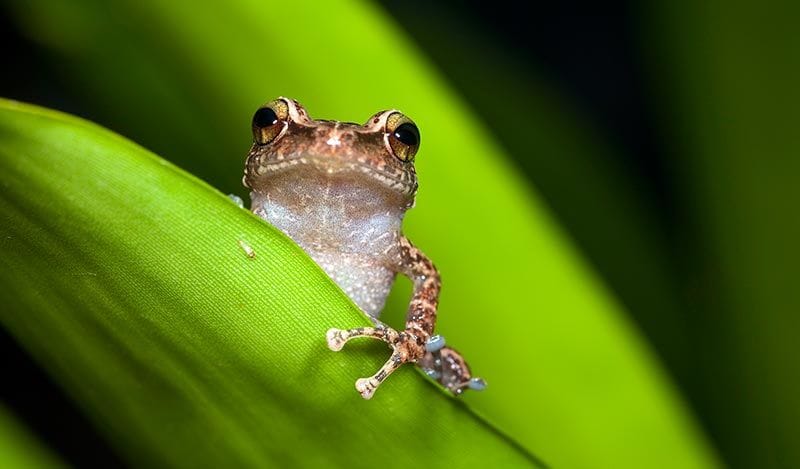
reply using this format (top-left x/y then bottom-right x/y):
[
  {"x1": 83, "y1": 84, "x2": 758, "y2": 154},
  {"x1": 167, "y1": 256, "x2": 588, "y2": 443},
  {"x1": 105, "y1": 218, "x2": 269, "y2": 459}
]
[
  {"x1": 385, "y1": 112, "x2": 420, "y2": 162},
  {"x1": 252, "y1": 99, "x2": 289, "y2": 144}
]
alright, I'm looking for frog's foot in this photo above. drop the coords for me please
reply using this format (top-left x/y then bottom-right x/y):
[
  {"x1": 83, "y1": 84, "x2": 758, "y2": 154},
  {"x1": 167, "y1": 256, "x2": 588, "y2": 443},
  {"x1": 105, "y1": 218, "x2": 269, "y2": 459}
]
[
  {"x1": 326, "y1": 326, "x2": 426, "y2": 399},
  {"x1": 419, "y1": 336, "x2": 487, "y2": 395},
  {"x1": 227, "y1": 193, "x2": 245, "y2": 208}
]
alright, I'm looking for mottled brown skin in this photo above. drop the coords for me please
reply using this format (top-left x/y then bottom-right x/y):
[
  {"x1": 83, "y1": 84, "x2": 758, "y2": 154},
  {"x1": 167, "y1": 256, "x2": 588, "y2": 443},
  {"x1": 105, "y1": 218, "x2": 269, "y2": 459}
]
[{"x1": 243, "y1": 97, "x2": 483, "y2": 399}]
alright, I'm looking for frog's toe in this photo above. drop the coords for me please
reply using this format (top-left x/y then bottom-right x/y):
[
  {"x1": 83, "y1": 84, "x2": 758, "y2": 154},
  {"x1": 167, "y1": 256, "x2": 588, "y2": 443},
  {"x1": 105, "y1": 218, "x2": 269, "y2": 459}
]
[
  {"x1": 352, "y1": 350, "x2": 407, "y2": 399},
  {"x1": 425, "y1": 334, "x2": 446, "y2": 352},
  {"x1": 227, "y1": 193, "x2": 244, "y2": 208},
  {"x1": 326, "y1": 328, "x2": 346, "y2": 351},
  {"x1": 419, "y1": 345, "x2": 485, "y2": 396},
  {"x1": 323, "y1": 326, "x2": 399, "y2": 353},
  {"x1": 468, "y1": 377, "x2": 488, "y2": 391},
  {"x1": 355, "y1": 377, "x2": 379, "y2": 399}
]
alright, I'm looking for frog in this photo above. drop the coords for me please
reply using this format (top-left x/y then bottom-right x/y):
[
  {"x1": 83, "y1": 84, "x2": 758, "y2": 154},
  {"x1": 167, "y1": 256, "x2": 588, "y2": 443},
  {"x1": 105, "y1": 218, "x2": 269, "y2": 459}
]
[{"x1": 242, "y1": 97, "x2": 485, "y2": 399}]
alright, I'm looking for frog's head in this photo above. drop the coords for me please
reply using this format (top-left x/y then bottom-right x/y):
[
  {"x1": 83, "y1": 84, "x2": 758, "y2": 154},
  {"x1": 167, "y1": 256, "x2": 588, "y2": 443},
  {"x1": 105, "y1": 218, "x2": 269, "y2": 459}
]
[{"x1": 243, "y1": 97, "x2": 419, "y2": 207}]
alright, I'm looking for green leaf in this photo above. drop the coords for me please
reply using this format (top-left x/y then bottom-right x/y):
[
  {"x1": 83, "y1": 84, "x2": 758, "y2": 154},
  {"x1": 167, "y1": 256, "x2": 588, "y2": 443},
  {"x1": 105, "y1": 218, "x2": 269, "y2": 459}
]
[
  {"x1": 3, "y1": 1, "x2": 720, "y2": 467},
  {"x1": 0, "y1": 99, "x2": 541, "y2": 467}
]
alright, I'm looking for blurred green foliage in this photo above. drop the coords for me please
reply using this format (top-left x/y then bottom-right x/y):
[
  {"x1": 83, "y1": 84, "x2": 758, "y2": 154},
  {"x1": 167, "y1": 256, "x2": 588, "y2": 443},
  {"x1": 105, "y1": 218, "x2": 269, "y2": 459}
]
[
  {"x1": 641, "y1": 1, "x2": 800, "y2": 467},
  {"x1": 375, "y1": 1, "x2": 696, "y2": 388},
  {"x1": 0, "y1": 405, "x2": 64, "y2": 469}
]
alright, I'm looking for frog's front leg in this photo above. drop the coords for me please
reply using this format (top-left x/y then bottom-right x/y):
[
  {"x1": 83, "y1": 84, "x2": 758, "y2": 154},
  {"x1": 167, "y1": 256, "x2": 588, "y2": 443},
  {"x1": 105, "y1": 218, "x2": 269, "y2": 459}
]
[{"x1": 326, "y1": 236, "x2": 484, "y2": 399}]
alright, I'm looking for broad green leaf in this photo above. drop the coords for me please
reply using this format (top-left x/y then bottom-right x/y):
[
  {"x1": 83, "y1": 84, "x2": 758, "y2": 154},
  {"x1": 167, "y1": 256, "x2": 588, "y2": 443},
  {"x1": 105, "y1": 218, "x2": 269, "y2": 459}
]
[
  {"x1": 3, "y1": 1, "x2": 720, "y2": 467},
  {"x1": 0, "y1": 405, "x2": 65, "y2": 469},
  {"x1": 642, "y1": 1, "x2": 800, "y2": 467},
  {"x1": 0, "y1": 100, "x2": 541, "y2": 467}
]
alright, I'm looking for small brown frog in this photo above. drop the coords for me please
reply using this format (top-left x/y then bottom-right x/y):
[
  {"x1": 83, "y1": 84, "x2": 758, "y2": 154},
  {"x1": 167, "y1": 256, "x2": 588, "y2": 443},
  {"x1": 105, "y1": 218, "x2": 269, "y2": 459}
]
[{"x1": 242, "y1": 98, "x2": 485, "y2": 399}]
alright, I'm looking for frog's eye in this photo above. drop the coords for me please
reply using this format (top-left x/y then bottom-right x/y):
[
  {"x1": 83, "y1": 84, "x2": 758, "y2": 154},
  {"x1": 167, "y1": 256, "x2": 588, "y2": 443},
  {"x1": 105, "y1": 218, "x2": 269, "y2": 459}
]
[
  {"x1": 385, "y1": 112, "x2": 420, "y2": 162},
  {"x1": 252, "y1": 99, "x2": 290, "y2": 145}
]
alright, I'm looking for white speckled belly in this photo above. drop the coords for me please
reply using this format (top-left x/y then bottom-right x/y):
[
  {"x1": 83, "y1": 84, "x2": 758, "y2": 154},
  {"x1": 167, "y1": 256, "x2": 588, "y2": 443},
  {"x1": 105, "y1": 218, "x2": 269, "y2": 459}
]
[
  {"x1": 301, "y1": 248, "x2": 396, "y2": 317},
  {"x1": 250, "y1": 171, "x2": 406, "y2": 318}
]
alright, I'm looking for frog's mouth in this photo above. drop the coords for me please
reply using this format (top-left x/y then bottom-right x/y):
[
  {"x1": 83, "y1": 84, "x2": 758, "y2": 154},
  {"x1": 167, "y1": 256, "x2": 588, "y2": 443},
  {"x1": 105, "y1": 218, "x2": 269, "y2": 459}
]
[{"x1": 247, "y1": 154, "x2": 418, "y2": 199}]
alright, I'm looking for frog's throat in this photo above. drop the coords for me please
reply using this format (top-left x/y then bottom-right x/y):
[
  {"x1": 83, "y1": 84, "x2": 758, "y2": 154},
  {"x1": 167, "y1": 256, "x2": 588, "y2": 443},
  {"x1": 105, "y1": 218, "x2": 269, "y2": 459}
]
[{"x1": 248, "y1": 156, "x2": 418, "y2": 199}]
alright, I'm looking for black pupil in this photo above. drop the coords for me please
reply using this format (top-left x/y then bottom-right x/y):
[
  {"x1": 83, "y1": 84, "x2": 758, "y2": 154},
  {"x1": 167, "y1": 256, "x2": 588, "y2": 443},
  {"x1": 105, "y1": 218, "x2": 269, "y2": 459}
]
[
  {"x1": 253, "y1": 107, "x2": 279, "y2": 128},
  {"x1": 394, "y1": 123, "x2": 419, "y2": 147}
]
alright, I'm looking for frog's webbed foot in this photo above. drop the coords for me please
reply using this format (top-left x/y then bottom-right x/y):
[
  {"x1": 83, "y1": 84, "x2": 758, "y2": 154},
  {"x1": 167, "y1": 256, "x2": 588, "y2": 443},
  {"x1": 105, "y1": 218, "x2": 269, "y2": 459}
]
[
  {"x1": 326, "y1": 328, "x2": 486, "y2": 398},
  {"x1": 420, "y1": 334, "x2": 487, "y2": 395},
  {"x1": 326, "y1": 326, "x2": 426, "y2": 399}
]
